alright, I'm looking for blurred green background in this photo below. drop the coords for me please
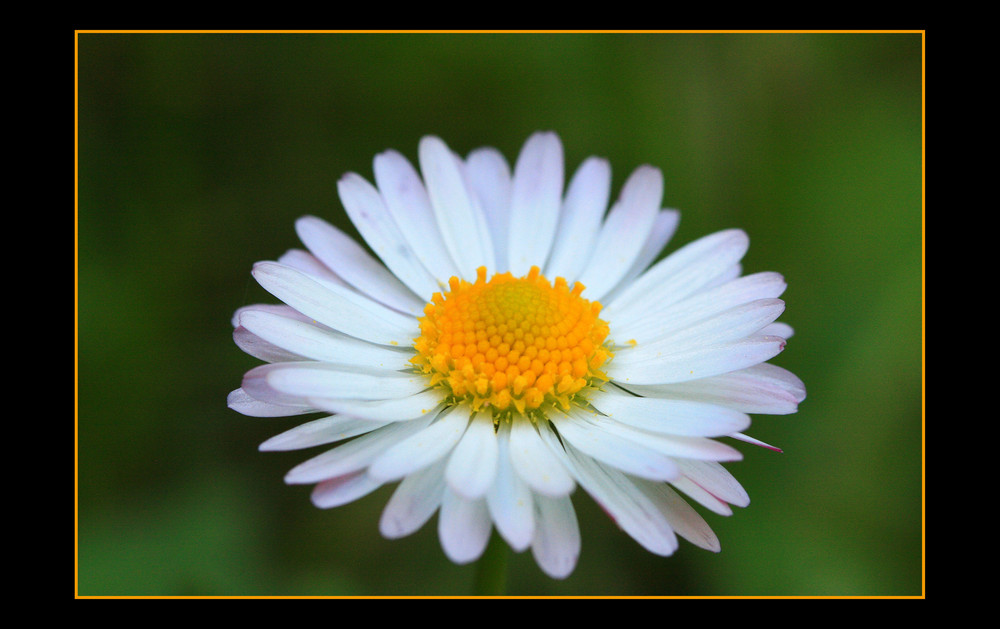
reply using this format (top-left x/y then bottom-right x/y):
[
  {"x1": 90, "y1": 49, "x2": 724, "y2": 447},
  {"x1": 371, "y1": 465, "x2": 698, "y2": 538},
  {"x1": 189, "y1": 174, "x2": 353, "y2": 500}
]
[{"x1": 77, "y1": 32, "x2": 923, "y2": 597}]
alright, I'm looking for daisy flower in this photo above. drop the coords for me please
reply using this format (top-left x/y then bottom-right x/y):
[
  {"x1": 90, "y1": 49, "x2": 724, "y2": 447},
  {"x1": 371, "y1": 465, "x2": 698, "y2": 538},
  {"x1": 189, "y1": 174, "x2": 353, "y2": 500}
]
[{"x1": 229, "y1": 132, "x2": 805, "y2": 580}]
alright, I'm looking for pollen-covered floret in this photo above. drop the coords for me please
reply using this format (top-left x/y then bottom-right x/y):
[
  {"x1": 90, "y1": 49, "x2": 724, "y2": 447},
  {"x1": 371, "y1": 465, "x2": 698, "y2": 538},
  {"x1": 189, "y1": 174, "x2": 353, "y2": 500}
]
[{"x1": 411, "y1": 266, "x2": 612, "y2": 416}]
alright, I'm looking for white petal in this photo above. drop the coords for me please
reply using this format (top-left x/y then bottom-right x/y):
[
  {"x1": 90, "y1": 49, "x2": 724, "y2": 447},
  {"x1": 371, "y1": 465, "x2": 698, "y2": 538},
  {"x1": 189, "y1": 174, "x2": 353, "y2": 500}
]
[
  {"x1": 743, "y1": 363, "x2": 806, "y2": 403},
  {"x1": 730, "y1": 432, "x2": 784, "y2": 452},
  {"x1": 465, "y1": 147, "x2": 512, "y2": 273},
  {"x1": 265, "y1": 366, "x2": 397, "y2": 399},
  {"x1": 284, "y1": 416, "x2": 433, "y2": 484},
  {"x1": 604, "y1": 229, "x2": 750, "y2": 325},
  {"x1": 675, "y1": 459, "x2": 751, "y2": 508},
  {"x1": 310, "y1": 471, "x2": 385, "y2": 509},
  {"x1": 708, "y1": 262, "x2": 744, "y2": 290},
  {"x1": 565, "y1": 406, "x2": 742, "y2": 462},
  {"x1": 337, "y1": 172, "x2": 442, "y2": 300},
  {"x1": 611, "y1": 271, "x2": 786, "y2": 344},
  {"x1": 632, "y1": 478, "x2": 720, "y2": 552},
  {"x1": 373, "y1": 149, "x2": 461, "y2": 285},
  {"x1": 231, "y1": 303, "x2": 311, "y2": 329},
  {"x1": 368, "y1": 405, "x2": 471, "y2": 481},
  {"x1": 600, "y1": 208, "x2": 681, "y2": 304},
  {"x1": 259, "y1": 414, "x2": 389, "y2": 451},
  {"x1": 608, "y1": 334, "x2": 787, "y2": 385},
  {"x1": 260, "y1": 362, "x2": 428, "y2": 401},
  {"x1": 233, "y1": 326, "x2": 303, "y2": 363},
  {"x1": 588, "y1": 388, "x2": 751, "y2": 437},
  {"x1": 438, "y1": 489, "x2": 492, "y2": 564},
  {"x1": 380, "y1": 457, "x2": 447, "y2": 539},
  {"x1": 544, "y1": 156, "x2": 612, "y2": 282},
  {"x1": 419, "y1": 135, "x2": 495, "y2": 278},
  {"x1": 486, "y1": 423, "x2": 535, "y2": 552},
  {"x1": 531, "y1": 493, "x2": 580, "y2": 579},
  {"x1": 549, "y1": 408, "x2": 682, "y2": 481},
  {"x1": 761, "y1": 321, "x2": 794, "y2": 339},
  {"x1": 240, "y1": 363, "x2": 313, "y2": 408},
  {"x1": 445, "y1": 411, "x2": 499, "y2": 500},
  {"x1": 615, "y1": 298, "x2": 786, "y2": 360},
  {"x1": 252, "y1": 261, "x2": 417, "y2": 346},
  {"x1": 560, "y1": 442, "x2": 679, "y2": 556},
  {"x1": 295, "y1": 215, "x2": 425, "y2": 315},
  {"x1": 308, "y1": 390, "x2": 446, "y2": 422},
  {"x1": 227, "y1": 387, "x2": 313, "y2": 418},
  {"x1": 237, "y1": 308, "x2": 412, "y2": 369},
  {"x1": 669, "y1": 476, "x2": 733, "y2": 516},
  {"x1": 507, "y1": 132, "x2": 564, "y2": 276},
  {"x1": 575, "y1": 165, "x2": 664, "y2": 301},
  {"x1": 620, "y1": 363, "x2": 806, "y2": 415},
  {"x1": 508, "y1": 418, "x2": 575, "y2": 497},
  {"x1": 276, "y1": 249, "x2": 349, "y2": 287}
]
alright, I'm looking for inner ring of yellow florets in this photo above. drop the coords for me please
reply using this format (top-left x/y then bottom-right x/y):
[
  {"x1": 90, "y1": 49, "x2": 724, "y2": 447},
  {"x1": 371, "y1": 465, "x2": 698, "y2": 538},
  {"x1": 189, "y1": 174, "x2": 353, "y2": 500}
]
[{"x1": 411, "y1": 266, "x2": 612, "y2": 419}]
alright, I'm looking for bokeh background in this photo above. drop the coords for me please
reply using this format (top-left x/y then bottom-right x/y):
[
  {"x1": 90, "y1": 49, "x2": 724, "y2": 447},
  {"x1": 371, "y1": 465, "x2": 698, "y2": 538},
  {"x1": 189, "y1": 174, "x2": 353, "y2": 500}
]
[{"x1": 77, "y1": 32, "x2": 923, "y2": 597}]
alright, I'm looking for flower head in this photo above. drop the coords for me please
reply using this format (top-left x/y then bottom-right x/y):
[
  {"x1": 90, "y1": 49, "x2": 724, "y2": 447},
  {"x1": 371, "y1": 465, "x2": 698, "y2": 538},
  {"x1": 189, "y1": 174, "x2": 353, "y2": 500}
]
[{"x1": 229, "y1": 132, "x2": 805, "y2": 579}]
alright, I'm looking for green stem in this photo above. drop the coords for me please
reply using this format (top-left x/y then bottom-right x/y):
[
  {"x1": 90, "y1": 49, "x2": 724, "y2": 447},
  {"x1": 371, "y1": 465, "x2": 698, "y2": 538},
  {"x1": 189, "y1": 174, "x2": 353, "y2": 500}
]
[{"x1": 473, "y1": 532, "x2": 508, "y2": 596}]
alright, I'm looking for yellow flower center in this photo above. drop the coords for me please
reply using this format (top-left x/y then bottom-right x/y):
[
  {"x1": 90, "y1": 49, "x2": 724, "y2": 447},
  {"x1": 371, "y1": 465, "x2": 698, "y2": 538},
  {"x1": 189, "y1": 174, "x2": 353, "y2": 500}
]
[{"x1": 411, "y1": 266, "x2": 612, "y2": 418}]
